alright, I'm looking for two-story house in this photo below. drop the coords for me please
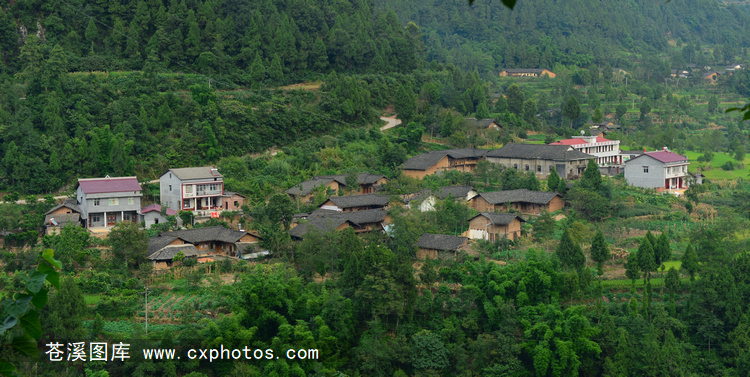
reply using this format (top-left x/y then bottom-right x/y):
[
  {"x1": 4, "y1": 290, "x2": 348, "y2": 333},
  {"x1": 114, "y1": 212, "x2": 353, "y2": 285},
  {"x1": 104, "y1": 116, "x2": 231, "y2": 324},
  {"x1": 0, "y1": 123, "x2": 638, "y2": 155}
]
[
  {"x1": 549, "y1": 135, "x2": 621, "y2": 166},
  {"x1": 624, "y1": 148, "x2": 690, "y2": 190},
  {"x1": 160, "y1": 167, "x2": 224, "y2": 216},
  {"x1": 76, "y1": 176, "x2": 143, "y2": 228},
  {"x1": 485, "y1": 144, "x2": 592, "y2": 179}
]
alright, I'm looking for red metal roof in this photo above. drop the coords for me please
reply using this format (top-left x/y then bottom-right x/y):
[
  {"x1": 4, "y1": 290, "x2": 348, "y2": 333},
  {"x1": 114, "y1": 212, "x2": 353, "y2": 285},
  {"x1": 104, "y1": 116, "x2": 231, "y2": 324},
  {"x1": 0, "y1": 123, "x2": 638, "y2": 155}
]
[
  {"x1": 644, "y1": 150, "x2": 687, "y2": 163},
  {"x1": 78, "y1": 177, "x2": 142, "y2": 194},
  {"x1": 141, "y1": 203, "x2": 177, "y2": 216},
  {"x1": 550, "y1": 136, "x2": 612, "y2": 146}
]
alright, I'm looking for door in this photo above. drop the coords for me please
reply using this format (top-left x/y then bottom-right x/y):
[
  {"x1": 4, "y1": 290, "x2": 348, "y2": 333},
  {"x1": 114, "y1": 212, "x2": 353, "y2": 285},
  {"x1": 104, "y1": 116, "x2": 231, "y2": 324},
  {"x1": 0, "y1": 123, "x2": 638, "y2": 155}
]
[{"x1": 107, "y1": 214, "x2": 116, "y2": 226}]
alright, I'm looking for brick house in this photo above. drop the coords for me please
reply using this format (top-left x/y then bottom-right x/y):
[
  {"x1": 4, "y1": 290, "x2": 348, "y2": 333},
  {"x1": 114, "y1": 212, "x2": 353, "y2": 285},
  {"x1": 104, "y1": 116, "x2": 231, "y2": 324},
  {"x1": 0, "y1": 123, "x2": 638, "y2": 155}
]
[
  {"x1": 499, "y1": 68, "x2": 556, "y2": 78},
  {"x1": 289, "y1": 208, "x2": 389, "y2": 240},
  {"x1": 401, "y1": 149, "x2": 488, "y2": 179},
  {"x1": 76, "y1": 176, "x2": 142, "y2": 229},
  {"x1": 286, "y1": 173, "x2": 387, "y2": 203},
  {"x1": 319, "y1": 193, "x2": 390, "y2": 212},
  {"x1": 415, "y1": 233, "x2": 469, "y2": 260},
  {"x1": 467, "y1": 213, "x2": 525, "y2": 241},
  {"x1": 471, "y1": 189, "x2": 564, "y2": 215},
  {"x1": 150, "y1": 226, "x2": 260, "y2": 261},
  {"x1": 44, "y1": 198, "x2": 82, "y2": 235},
  {"x1": 405, "y1": 186, "x2": 478, "y2": 212},
  {"x1": 222, "y1": 191, "x2": 246, "y2": 211}
]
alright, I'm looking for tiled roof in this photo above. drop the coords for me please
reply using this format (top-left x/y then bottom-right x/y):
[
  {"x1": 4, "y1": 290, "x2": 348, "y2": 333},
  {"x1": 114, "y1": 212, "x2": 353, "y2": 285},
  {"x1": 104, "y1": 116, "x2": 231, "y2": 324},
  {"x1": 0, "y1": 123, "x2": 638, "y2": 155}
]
[
  {"x1": 289, "y1": 217, "x2": 350, "y2": 240},
  {"x1": 402, "y1": 149, "x2": 487, "y2": 170},
  {"x1": 148, "y1": 244, "x2": 199, "y2": 261},
  {"x1": 167, "y1": 167, "x2": 222, "y2": 180},
  {"x1": 415, "y1": 233, "x2": 467, "y2": 251},
  {"x1": 142, "y1": 203, "x2": 177, "y2": 216},
  {"x1": 472, "y1": 212, "x2": 525, "y2": 225},
  {"x1": 479, "y1": 189, "x2": 559, "y2": 205},
  {"x1": 486, "y1": 143, "x2": 592, "y2": 161},
  {"x1": 287, "y1": 173, "x2": 385, "y2": 196},
  {"x1": 163, "y1": 226, "x2": 248, "y2": 244},
  {"x1": 45, "y1": 198, "x2": 81, "y2": 215},
  {"x1": 326, "y1": 194, "x2": 390, "y2": 209},
  {"x1": 44, "y1": 213, "x2": 81, "y2": 227},
  {"x1": 77, "y1": 177, "x2": 142, "y2": 194},
  {"x1": 286, "y1": 177, "x2": 335, "y2": 196},
  {"x1": 408, "y1": 186, "x2": 475, "y2": 203},
  {"x1": 148, "y1": 235, "x2": 182, "y2": 256},
  {"x1": 643, "y1": 150, "x2": 688, "y2": 163}
]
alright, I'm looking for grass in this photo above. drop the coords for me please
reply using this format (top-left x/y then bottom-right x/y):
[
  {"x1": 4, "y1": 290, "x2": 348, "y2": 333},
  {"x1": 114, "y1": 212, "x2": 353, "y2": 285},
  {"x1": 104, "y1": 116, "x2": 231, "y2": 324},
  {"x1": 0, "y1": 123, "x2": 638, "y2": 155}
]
[
  {"x1": 662, "y1": 260, "x2": 682, "y2": 271},
  {"x1": 84, "y1": 294, "x2": 102, "y2": 305},
  {"x1": 600, "y1": 276, "x2": 690, "y2": 290},
  {"x1": 684, "y1": 151, "x2": 750, "y2": 180}
]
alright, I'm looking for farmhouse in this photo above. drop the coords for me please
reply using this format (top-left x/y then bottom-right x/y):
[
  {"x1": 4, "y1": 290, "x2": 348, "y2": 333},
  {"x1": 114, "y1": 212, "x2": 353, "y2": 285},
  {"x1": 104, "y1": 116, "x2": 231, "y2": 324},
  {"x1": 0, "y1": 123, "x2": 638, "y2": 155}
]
[
  {"x1": 319, "y1": 193, "x2": 390, "y2": 212},
  {"x1": 486, "y1": 144, "x2": 591, "y2": 179},
  {"x1": 289, "y1": 208, "x2": 389, "y2": 240},
  {"x1": 44, "y1": 198, "x2": 82, "y2": 235},
  {"x1": 405, "y1": 186, "x2": 478, "y2": 212},
  {"x1": 415, "y1": 233, "x2": 469, "y2": 260},
  {"x1": 467, "y1": 213, "x2": 525, "y2": 241},
  {"x1": 471, "y1": 189, "x2": 564, "y2": 215},
  {"x1": 286, "y1": 173, "x2": 387, "y2": 203},
  {"x1": 624, "y1": 148, "x2": 690, "y2": 190},
  {"x1": 155, "y1": 226, "x2": 260, "y2": 258},
  {"x1": 160, "y1": 167, "x2": 224, "y2": 217},
  {"x1": 401, "y1": 148, "x2": 488, "y2": 179},
  {"x1": 141, "y1": 203, "x2": 180, "y2": 228},
  {"x1": 76, "y1": 176, "x2": 143, "y2": 229}
]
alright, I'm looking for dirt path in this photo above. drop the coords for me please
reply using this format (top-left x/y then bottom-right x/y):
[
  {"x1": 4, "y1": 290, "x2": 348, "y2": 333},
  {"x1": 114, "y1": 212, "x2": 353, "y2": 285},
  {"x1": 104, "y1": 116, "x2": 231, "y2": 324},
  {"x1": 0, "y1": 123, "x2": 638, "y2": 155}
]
[{"x1": 380, "y1": 115, "x2": 402, "y2": 131}]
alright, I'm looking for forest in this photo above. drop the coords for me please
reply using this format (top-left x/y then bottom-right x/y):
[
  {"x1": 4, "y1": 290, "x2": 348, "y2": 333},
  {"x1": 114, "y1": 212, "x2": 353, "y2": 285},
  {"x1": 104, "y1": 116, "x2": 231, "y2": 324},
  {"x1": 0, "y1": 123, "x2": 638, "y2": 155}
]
[{"x1": 2, "y1": 0, "x2": 750, "y2": 376}]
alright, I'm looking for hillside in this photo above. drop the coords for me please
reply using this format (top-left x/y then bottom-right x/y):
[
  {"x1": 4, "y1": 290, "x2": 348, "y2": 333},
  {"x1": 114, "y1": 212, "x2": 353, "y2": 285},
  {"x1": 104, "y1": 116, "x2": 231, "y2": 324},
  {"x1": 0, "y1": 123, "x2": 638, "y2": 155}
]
[{"x1": 375, "y1": 0, "x2": 750, "y2": 75}]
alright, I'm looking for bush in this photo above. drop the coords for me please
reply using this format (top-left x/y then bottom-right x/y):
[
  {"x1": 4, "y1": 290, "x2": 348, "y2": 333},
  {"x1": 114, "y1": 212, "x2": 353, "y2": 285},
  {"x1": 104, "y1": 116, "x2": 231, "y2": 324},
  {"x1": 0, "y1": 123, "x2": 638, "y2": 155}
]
[{"x1": 721, "y1": 161, "x2": 735, "y2": 171}]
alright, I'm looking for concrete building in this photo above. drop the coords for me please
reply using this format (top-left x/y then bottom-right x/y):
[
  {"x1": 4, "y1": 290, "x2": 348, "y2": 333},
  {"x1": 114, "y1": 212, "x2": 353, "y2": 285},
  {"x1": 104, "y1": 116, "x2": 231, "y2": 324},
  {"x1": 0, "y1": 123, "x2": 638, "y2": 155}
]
[
  {"x1": 76, "y1": 176, "x2": 142, "y2": 229},
  {"x1": 485, "y1": 144, "x2": 591, "y2": 179},
  {"x1": 624, "y1": 148, "x2": 690, "y2": 189},
  {"x1": 160, "y1": 167, "x2": 224, "y2": 217},
  {"x1": 549, "y1": 135, "x2": 621, "y2": 166},
  {"x1": 471, "y1": 189, "x2": 564, "y2": 215}
]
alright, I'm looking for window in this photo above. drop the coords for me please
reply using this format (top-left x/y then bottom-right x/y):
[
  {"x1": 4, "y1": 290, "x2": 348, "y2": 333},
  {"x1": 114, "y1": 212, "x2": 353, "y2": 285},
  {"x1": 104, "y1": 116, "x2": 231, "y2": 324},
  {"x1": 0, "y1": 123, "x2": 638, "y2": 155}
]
[
  {"x1": 108, "y1": 198, "x2": 119, "y2": 206},
  {"x1": 92, "y1": 215, "x2": 101, "y2": 223},
  {"x1": 537, "y1": 165, "x2": 542, "y2": 172},
  {"x1": 185, "y1": 185, "x2": 192, "y2": 193},
  {"x1": 525, "y1": 165, "x2": 530, "y2": 171},
  {"x1": 513, "y1": 164, "x2": 518, "y2": 169},
  {"x1": 183, "y1": 199, "x2": 191, "y2": 208},
  {"x1": 154, "y1": 218, "x2": 159, "y2": 224},
  {"x1": 169, "y1": 185, "x2": 172, "y2": 191},
  {"x1": 128, "y1": 197, "x2": 134, "y2": 205},
  {"x1": 93, "y1": 199, "x2": 100, "y2": 206},
  {"x1": 643, "y1": 166, "x2": 649, "y2": 173}
]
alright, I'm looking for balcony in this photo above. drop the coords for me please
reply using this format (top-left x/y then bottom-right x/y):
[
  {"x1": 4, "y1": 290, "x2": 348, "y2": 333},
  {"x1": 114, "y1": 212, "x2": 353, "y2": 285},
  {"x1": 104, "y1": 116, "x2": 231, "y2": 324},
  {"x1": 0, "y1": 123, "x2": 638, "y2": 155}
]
[{"x1": 195, "y1": 188, "x2": 222, "y2": 196}]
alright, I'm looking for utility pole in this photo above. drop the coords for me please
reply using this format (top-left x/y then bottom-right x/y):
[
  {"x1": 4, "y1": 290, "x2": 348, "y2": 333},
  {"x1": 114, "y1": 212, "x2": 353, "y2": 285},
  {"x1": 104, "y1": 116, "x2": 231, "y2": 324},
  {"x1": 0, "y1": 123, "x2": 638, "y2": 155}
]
[{"x1": 140, "y1": 287, "x2": 153, "y2": 334}]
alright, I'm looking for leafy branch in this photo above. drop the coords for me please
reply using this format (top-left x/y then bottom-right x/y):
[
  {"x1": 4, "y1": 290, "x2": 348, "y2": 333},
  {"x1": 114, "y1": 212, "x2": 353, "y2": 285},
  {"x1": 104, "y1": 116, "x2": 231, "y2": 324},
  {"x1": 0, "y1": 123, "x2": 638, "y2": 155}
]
[{"x1": 0, "y1": 249, "x2": 62, "y2": 377}]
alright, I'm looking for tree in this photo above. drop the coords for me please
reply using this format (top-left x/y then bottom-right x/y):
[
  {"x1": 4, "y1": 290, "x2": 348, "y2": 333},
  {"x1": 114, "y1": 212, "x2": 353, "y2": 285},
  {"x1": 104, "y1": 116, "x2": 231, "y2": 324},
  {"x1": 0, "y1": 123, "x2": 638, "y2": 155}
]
[
  {"x1": 654, "y1": 233, "x2": 671, "y2": 294},
  {"x1": 394, "y1": 84, "x2": 417, "y2": 123},
  {"x1": 579, "y1": 159, "x2": 602, "y2": 192},
  {"x1": 590, "y1": 230, "x2": 610, "y2": 275},
  {"x1": 592, "y1": 108, "x2": 603, "y2": 124},
  {"x1": 563, "y1": 97, "x2": 581, "y2": 128},
  {"x1": 637, "y1": 237, "x2": 657, "y2": 283},
  {"x1": 108, "y1": 221, "x2": 149, "y2": 269},
  {"x1": 615, "y1": 103, "x2": 627, "y2": 123},
  {"x1": 556, "y1": 227, "x2": 584, "y2": 270},
  {"x1": 44, "y1": 277, "x2": 87, "y2": 341},
  {"x1": 624, "y1": 251, "x2": 640, "y2": 288},
  {"x1": 639, "y1": 99, "x2": 652, "y2": 120},
  {"x1": 708, "y1": 95, "x2": 718, "y2": 114},
  {"x1": 533, "y1": 210, "x2": 556, "y2": 241},
  {"x1": 506, "y1": 83, "x2": 524, "y2": 115},
  {"x1": 269, "y1": 53, "x2": 284, "y2": 83},
  {"x1": 681, "y1": 243, "x2": 699, "y2": 282},
  {"x1": 547, "y1": 168, "x2": 560, "y2": 192},
  {"x1": 665, "y1": 267, "x2": 681, "y2": 296},
  {"x1": 250, "y1": 52, "x2": 266, "y2": 88}
]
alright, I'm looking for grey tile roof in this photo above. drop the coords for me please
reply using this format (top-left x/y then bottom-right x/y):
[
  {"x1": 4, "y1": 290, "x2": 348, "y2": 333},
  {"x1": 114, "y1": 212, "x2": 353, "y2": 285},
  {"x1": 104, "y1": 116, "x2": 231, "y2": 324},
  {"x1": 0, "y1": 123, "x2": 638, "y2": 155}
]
[
  {"x1": 148, "y1": 244, "x2": 199, "y2": 261},
  {"x1": 327, "y1": 194, "x2": 390, "y2": 209},
  {"x1": 415, "y1": 233, "x2": 468, "y2": 251},
  {"x1": 289, "y1": 217, "x2": 350, "y2": 240},
  {"x1": 286, "y1": 173, "x2": 385, "y2": 196},
  {"x1": 291, "y1": 208, "x2": 387, "y2": 239},
  {"x1": 44, "y1": 213, "x2": 81, "y2": 227},
  {"x1": 148, "y1": 235, "x2": 182, "y2": 256},
  {"x1": 473, "y1": 212, "x2": 525, "y2": 225},
  {"x1": 45, "y1": 198, "x2": 81, "y2": 215},
  {"x1": 162, "y1": 226, "x2": 248, "y2": 244},
  {"x1": 486, "y1": 143, "x2": 592, "y2": 161},
  {"x1": 168, "y1": 167, "x2": 223, "y2": 180},
  {"x1": 407, "y1": 186, "x2": 475, "y2": 203},
  {"x1": 479, "y1": 189, "x2": 559, "y2": 205}
]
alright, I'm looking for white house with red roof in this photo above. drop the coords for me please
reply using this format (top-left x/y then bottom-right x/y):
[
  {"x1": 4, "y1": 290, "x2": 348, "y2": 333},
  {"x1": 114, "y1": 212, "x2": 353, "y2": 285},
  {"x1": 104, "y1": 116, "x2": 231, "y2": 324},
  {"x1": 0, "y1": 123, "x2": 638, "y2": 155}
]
[
  {"x1": 76, "y1": 176, "x2": 143, "y2": 228},
  {"x1": 624, "y1": 148, "x2": 690, "y2": 190},
  {"x1": 549, "y1": 135, "x2": 621, "y2": 166}
]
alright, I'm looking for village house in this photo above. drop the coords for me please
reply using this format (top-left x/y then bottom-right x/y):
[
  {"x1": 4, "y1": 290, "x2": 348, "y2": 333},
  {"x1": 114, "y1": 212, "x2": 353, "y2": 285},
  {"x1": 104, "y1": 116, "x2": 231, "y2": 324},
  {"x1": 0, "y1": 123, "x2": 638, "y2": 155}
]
[
  {"x1": 222, "y1": 191, "x2": 246, "y2": 211},
  {"x1": 289, "y1": 208, "x2": 389, "y2": 240},
  {"x1": 486, "y1": 144, "x2": 592, "y2": 179},
  {"x1": 160, "y1": 167, "x2": 224, "y2": 217},
  {"x1": 405, "y1": 186, "x2": 478, "y2": 212},
  {"x1": 464, "y1": 117, "x2": 501, "y2": 131},
  {"x1": 141, "y1": 203, "x2": 180, "y2": 228},
  {"x1": 499, "y1": 68, "x2": 556, "y2": 78},
  {"x1": 467, "y1": 212, "x2": 525, "y2": 241},
  {"x1": 76, "y1": 176, "x2": 142, "y2": 229},
  {"x1": 401, "y1": 148, "x2": 488, "y2": 179},
  {"x1": 550, "y1": 134, "x2": 621, "y2": 166},
  {"x1": 148, "y1": 226, "x2": 260, "y2": 266},
  {"x1": 624, "y1": 148, "x2": 690, "y2": 190},
  {"x1": 44, "y1": 198, "x2": 82, "y2": 235},
  {"x1": 415, "y1": 233, "x2": 469, "y2": 260},
  {"x1": 286, "y1": 173, "x2": 387, "y2": 203},
  {"x1": 471, "y1": 189, "x2": 564, "y2": 215},
  {"x1": 319, "y1": 193, "x2": 390, "y2": 212},
  {"x1": 147, "y1": 236, "x2": 199, "y2": 270}
]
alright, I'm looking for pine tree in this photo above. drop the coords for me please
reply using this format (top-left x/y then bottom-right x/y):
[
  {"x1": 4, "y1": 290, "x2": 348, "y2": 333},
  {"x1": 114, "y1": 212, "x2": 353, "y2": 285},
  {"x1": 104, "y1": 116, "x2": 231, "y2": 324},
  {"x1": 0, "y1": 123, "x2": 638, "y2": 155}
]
[
  {"x1": 625, "y1": 251, "x2": 640, "y2": 289},
  {"x1": 506, "y1": 83, "x2": 524, "y2": 115},
  {"x1": 250, "y1": 52, "x2": 266, "y2": 88},
  {"x1": 269, "y1": 53, "x2": 284, "y2": 83},
  {"x1": 394, "y1": 84, "x2": 417, "y2": 123},
  {"x1": 590, "y1": 230, "x2": 610, "y2": 275},
  {"x1": 547, "y1": 168, "x2": 560, "y2": 192},
  {"x1": 533, "y1": 210, "x2": 556, "y2": 241},
  {"x1": 557, "y1": 227, "x2": 584, "y2": 270},
  {"x1": 580, "y1": 159, "x2": 602, "y2": 192},
  {"x1": 637, "y1": 237, "x2": 657, "y2": 281},
  {"x1": 563, "y1": 96, "x2": 581, "y2": 128},
  {"x1": 311, "y1": 37, "x2": 328, "y2": 71},
  {"x1": 681, "y1": 244, "x2": 699, "y2": 282}
]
